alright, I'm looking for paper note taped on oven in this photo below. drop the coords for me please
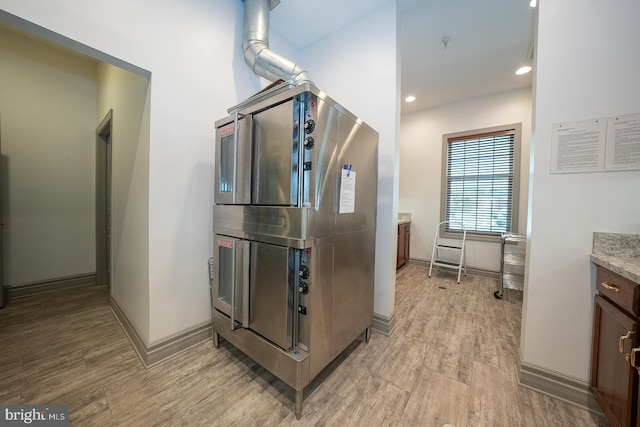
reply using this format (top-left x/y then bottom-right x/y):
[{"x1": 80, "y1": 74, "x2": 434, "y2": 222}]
[{"x1": 339, "y1": 168, "x2": 356, "y2": 214}]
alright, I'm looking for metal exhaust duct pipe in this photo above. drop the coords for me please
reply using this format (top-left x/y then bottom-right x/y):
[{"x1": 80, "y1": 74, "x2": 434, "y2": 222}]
[{"x1": 242, "y1": 0, "x2": 311, "y2": 84}]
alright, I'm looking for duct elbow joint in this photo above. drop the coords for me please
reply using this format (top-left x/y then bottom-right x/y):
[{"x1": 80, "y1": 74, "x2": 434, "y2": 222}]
[
  {"x1": 241, "y1": 0, "x2": 311, "y2": 84},
  {"x1": 242, "y1": 40, "x2": 266, "y2": 72}
]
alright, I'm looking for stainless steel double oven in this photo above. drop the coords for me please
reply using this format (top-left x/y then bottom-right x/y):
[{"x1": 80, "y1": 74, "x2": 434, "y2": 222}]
[{"x1": 211, "y1": 81, "x2": 378, "y2": 418}]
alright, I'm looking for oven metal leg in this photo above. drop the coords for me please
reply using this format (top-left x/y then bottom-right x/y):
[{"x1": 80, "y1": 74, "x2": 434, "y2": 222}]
[
  {"x1": 365, "y1": 327, "x2": 371, "y2": 343},
  {"x1": 295, "y1": 389, "x2": 303, "y2": 420},
  {"x1": 213, "y1": 331, "x2": 220, "y2": 349}
]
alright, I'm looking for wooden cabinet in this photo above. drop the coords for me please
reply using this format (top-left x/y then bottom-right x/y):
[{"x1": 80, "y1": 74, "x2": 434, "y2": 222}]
[
  {"x1": 396, "y1": 222, "x2": 410, "y2": 269},
  {"x1": 591, "y1": 265, "x2": 640, "y2": 427}
]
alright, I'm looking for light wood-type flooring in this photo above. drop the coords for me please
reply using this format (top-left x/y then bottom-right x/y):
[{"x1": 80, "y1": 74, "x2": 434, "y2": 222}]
[{"x1": 0, "y1": 265, "x2": 609, "y2": 426}]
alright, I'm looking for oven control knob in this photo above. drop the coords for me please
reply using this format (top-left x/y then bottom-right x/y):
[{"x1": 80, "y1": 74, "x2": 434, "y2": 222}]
[
  {"x1": 304, "y1": 119, "x2": 315, "y2": 134},
  {"x1": 299, "y1": 266, "x2": 309, "y2": 280},
  {"x1": 304, "y1": 137, "x2": 314, "y2": 149},
  {"x1": 299, "y1": 282, "x2": 309, "y2": 295}
]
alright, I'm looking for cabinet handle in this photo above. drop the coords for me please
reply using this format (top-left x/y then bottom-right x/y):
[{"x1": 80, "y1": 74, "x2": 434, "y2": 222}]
[
  {"x1": 602, "y1": 281, "x2": 620, "y2": 292},
  {"x1": 632, "y1": 348, "x2": 640, "y2": 373},
  {"x1": 619, "y1": 331, "x2": 635, "y2": 361}
]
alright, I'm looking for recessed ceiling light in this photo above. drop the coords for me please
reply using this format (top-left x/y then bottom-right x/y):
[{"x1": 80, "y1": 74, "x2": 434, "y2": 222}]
[
  {"x1": 515, "y1": 65, "x2": 532, "y2": 75},
  {"x1": 405, "y1": 95, "x2": 416, "y2": 103}
]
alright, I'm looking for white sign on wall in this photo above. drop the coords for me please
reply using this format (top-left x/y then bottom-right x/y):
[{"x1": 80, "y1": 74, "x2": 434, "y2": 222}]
[
  {"x1": 550, "y1": 119, "x2": 606, "y2": 173},
  {"x1": 551, "y1": 112, "x2": 640, "y2": 173},
  {"x1": 605, "y1": 113, "x2": 640, "y2": 171}
]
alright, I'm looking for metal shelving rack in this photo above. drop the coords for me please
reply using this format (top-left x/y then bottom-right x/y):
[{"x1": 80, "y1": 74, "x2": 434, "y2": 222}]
[{"x1": 494, "y1": 233, "x2": 526, "y2": 299}]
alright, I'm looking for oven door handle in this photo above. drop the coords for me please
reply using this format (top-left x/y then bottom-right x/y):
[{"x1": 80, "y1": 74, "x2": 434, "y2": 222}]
[
  {"x1": 230, "y1": 240, "x2": 237, "y2": 330},
  {"x1": 232, "y1": 112, "x2": 251, "y2": 204},
  {"x1": 232, "y1": 111, "x2": 240, "y2": 204},
  {"x1": 241, "y1": 243, "x2": 250, "y2": 328}
]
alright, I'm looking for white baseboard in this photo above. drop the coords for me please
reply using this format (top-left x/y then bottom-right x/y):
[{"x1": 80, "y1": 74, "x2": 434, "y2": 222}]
[
  {"x1": 6, "y1": 273, "x2": 97, "y2": 300},
  {"x1": 372, "y1": 312, "x2": 396, "y2": 335},
  {"x1": 517, "y1": 352, "x2": 603, "y2": 415},
  {"x1": 407, "y1": 258, "x2": 500, "y2": 280},
  {"x1": 110, "y1": 297, "x2": 212, "y2": 368}
]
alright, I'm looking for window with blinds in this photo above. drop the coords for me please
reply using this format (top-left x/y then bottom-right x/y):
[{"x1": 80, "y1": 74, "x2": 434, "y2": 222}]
[{"x1": 442, "y1": 125, "x2": 521, "y2": 239}]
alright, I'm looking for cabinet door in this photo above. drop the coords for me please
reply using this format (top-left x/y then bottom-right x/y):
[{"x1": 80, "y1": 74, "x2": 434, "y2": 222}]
[
  {"x1": 637, "y1": 386, "x2": 640, "y2": 427},
  {"x1": 396, "y1": 224, "x2": 406, "y2": 268},
  {"x1": 591, "y1": 294, "x2": 638, "y2": 427}
]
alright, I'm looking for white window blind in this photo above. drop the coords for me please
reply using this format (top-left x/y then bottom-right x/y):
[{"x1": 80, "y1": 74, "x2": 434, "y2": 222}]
[{"x1": 445, "y1": 129, "x2": 516, "y2": 235}]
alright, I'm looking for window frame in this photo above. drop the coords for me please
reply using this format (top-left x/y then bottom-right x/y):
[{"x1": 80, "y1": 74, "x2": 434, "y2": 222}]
[{"x1": 440, "y1": 123, "x2": 522, "y2": 243}]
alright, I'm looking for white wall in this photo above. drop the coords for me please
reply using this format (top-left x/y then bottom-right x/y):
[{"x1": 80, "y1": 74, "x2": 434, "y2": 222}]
[
  {"x1": 400, "y1": 88, "x2": 532, "y2": 271},
  {"x1": 297, "y1": 2, "x2": 400, "y2": 319},
  {"x1": 0, "y1": 26, "x2": 97, "y2": 286},
  {"x1": 97, "y1": 63, "x2": 151, "y2": 341},
  {"x1": 0, "y1": 0, "x2": 258, "y2": 343},
  {"x1": 522, "y1": 0, "x2": 640, "y2": 380}
]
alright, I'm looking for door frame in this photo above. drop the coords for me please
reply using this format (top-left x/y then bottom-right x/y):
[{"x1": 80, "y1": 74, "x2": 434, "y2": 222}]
[
  {"x1": 0, "y1": 115, "x2": 3, "y2": 307},
  {"x1": 96, "y1": 110, "x2": 112, "y2": 286}
]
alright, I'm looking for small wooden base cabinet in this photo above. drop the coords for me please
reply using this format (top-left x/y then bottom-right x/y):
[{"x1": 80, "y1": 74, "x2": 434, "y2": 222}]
[
  {"x1": 591, "y1": 265, "x2": 640, "y2": 427},
  {"x1": 396, "y1": 222, "x2": 410, "y2": 269}
]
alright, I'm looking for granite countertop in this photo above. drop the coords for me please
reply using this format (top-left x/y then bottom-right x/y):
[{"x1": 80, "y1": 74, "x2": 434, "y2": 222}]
[
  {"x1": 590, "y1": 232, "x2": 640, "y2": 283},
  {"x1": 398, "y1": 212, "x2": 411, "y2": 224}
]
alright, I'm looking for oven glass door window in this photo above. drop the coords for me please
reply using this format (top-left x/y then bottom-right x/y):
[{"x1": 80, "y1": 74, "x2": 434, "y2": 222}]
[
  {"x1": 218, "y1": 245, "x2": 233, "y2": 305},
  {"x1": 219, "y1": 134, "x2": 233, "y2": 194},
  {"x1": 213, "y1": 235, "x2": 249, "y2": 328},
  {"x1": 214, "y1": 117, "x2": 251, "y2": 205}
]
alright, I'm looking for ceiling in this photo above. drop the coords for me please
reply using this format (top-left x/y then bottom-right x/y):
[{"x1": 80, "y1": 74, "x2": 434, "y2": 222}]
[
  {"x1": 1, "y1": 0, "x2": 535, "y2": 115},
  {"x1": 270, "y1": 0, "x2": 535, "y2": 114}
]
